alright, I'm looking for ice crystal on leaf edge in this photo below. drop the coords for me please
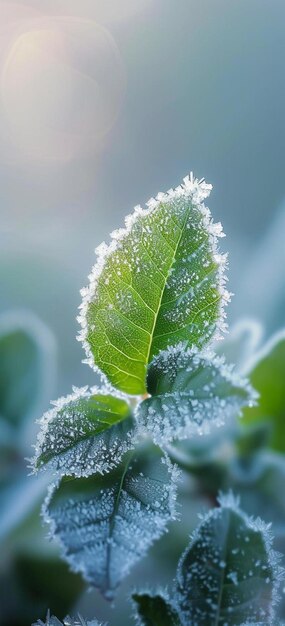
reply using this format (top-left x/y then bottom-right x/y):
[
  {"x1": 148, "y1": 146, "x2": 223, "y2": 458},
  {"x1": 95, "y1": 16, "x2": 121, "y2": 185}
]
[{"x1": 30, "y1": 385, "x2": 136, "y2": 479}]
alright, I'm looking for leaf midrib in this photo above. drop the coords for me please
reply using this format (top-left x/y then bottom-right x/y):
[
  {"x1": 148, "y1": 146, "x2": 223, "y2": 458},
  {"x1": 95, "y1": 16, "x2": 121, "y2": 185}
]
[
  {"x1": 147, "y1": 204, "x2": 191, "y2": 366},
  {"x1": 105, "y1": 451, "x2": 135, "y2": 592},
  {"x1": 39, "y1": 411, "x2": 131, "y2": 466},
  {"x1": 214, "y1": 510, "x2": 230, "y2": 626}
]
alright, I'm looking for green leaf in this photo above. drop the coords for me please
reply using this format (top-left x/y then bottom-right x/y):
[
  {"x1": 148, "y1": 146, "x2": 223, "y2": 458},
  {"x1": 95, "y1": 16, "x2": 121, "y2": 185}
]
[
  {"x1": 133, "y1": 592, "x2": 181, "y2": 626},
  {"x1": 243, "y1": 330, "x2": 285, "y2": 452},
  {"x1": 32, "y1": 387, "x2": 134, "y2": 477},
  {"x1": 0, "y1": 312, "x2": 56, "y2": 436},
  {"x1": 176, "y1": 493, "x2": 282, "y2": 626},
  {"x1": 136, "y1": 346, "x2": 256, "y2": 445},
  {"x1": 44, "y1": 447, "x2": 178, "y2": 597},
  {"x1": 78, "y1": 175, "x2": 229, "y2": 394}
]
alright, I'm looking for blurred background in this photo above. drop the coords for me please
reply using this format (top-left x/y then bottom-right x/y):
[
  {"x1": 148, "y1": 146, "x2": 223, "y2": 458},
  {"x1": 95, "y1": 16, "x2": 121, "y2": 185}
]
[{"x1": 1, "y1": 1, "x2": 285, "y2": 624}]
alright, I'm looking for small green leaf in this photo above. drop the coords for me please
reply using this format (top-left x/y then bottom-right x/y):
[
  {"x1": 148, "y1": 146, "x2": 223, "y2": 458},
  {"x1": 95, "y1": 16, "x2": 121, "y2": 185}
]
[
  {"x1": 0, "y1": 312, "x2": 56, "y2": 435},
  {"x1": 133, "y1": 592, "x2": 181, "y2": 626},
  {"x1": 44, "y1": 447, "x2": 178, "y2": 597},
  {"x1": 32, "y1": 387, "x2": 134, "y2": 477},
  {"x1": 136, "y1": 346, "x2": 256, "y2": 445},
  {"x1": 243, "y1": 330, "x2": 285, "y2": 452},
  {"x1": 176, "y1": 493, "x2": 282, "y2": 626},
  {"x1": 78, "y1": 175, "x2": 229, "y2": 394}
]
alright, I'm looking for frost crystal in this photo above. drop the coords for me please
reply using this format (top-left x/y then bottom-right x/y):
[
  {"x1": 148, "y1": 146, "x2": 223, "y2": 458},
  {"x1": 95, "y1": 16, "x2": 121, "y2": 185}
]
[
  {"x1": 32, "y1": 612, "x2": 103, "y2": 626},
  {"x1": 31, "y1": 386, "x2": 135, "y2": 478},
  {"x1": 77, "y1": 173, "x2": 230, "y2": 394},
  {"x1": 136, "y1": 345, "x2": 257, "y2": 445},
  {"x1": 43, "y1": 451, "x2": 179, "y2": 597}
]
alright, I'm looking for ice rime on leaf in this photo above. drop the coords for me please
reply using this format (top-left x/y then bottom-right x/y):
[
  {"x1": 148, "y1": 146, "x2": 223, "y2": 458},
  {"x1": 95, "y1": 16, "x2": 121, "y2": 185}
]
[
  {"x1": 136, "y1": 345, "x2": 257, "y2": 445},
  {"x1": 78, "y1": 173, "x2": 230, "y2": 395},
  {"x1": 43, "y1": 448, "x2": 179, "y2": 597},
  {"x1": 32, "y1": 612, "x2": 103, "y2": 626},
  {"x1": 31, "y1": 386, "x2": 134, "y2": 478},
  {"x1": 176, "y1": 493, "x2": 284, "y2": 626},
  {"x1": 133, "y1": 494, "x2": 284, "y2": 626}
]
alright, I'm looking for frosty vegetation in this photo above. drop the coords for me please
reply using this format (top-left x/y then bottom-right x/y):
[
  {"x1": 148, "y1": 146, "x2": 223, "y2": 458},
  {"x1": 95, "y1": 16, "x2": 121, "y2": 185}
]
[
  {"x1": 133, "y1": 494, "x2": 284, "y2": 626},
  {"x1": 31, "y1": 174, "x2": 284, "y2": 625},
  {"x1": 33, "y1": 612, "x2": 103, "y2": 626}
]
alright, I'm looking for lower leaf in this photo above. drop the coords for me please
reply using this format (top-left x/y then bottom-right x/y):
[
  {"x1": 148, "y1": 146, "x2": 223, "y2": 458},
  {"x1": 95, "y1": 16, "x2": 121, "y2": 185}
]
[
  {"x1": 176, "y1": 493, "x2": 283, "y2": 626},
  {"x1": 43, "y1": 447, "x2": 179, "y2": 598}
]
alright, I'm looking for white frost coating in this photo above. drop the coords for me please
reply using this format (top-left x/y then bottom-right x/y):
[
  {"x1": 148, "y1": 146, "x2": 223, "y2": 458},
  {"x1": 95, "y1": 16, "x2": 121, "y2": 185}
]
[
  {"x1": 32, "y1": 611, "x2": 104, "y2": 626},
  {"x1": 77, "y1": 173, "x2": 231, "y2": 381},
  {"x1": 31, "y1": 385, "x2": 135, "y2": 478},
  {"x1": 176, "y1": 491, "x2": 284, "y2": 626},
  {"x1": 42, "y1": 454, "x2": 179, "y2": 597},
  {"x1": 136, "y1": 345, "x2": 258, "y2": 446}
]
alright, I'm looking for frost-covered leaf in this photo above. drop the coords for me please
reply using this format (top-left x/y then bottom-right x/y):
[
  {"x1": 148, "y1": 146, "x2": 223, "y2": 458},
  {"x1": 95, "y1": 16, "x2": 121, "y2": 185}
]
[
  {"x1": 33, "y1": 612, "x2": 103, "y2": 626},
  {"x1": 136, "y1": 345, "x2": 256, "y2": 445},
  {"x1": 243, "y1": 330, "x2": 285, "y2": 452},
  {"x1": 133, "y1": 591, "x2": 181, "y2": 626},
  {"x1": 78, "y1": 174, "x2": 229, "y2": 395},
  {"x1": 176, "y1": 493, "x2": 283, "y2": 626},
  {"x1": 32, "y1": 387, "x2": 134, "y2": 477},
  {"x1": 0, "y1": 312, "x2": 56, "y2": 437},
  {"x1": 44, "y1": 447, "x2": 178, "y2": 597}
]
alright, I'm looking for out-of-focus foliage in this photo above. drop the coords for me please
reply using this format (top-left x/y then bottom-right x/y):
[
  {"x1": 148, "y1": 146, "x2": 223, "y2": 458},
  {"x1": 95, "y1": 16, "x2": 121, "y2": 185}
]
[
  {"x1": 243, "y1": 330, "x2": 285, "y2": 452},
  {"x1": 0, "y1": 312, "x2": 55, "y2": 451},
  {"x1": 0, "y1": 312, "x2": 84, "y2": 626}
]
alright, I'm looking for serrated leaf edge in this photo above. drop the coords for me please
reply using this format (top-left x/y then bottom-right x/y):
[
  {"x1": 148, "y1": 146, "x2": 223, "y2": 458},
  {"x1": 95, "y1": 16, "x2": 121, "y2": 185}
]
[
  {"x1": 177, "y1": 491, "x2": 285, "y2": 626},
  {"x1": 41, "y1": 454, "x2": 180, "y2": 592},
  {"x1": 135, "y1": 345, "x2": 258, "y2": 445},
  {"x1": 30, "y1": 385, "x2": 135, "y2": 478}
]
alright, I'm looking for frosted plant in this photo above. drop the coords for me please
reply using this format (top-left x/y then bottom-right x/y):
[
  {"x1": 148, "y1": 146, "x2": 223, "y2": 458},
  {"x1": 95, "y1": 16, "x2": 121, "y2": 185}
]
[
  {"x1": 43, "y1": 448, "x2": 179, "y2": 598},
  {"x1": 31, "y1": 174, "x2": 262, "y2": 621},
  {"x1": 136, "y1": 344, "x2": 257, "y2": 445},
  {"x1": 133, "y1": 494, "x2": 284, "y2": 626},
  {"x1": 33, "y1": 612, "x2": 103, "y2": 626}
]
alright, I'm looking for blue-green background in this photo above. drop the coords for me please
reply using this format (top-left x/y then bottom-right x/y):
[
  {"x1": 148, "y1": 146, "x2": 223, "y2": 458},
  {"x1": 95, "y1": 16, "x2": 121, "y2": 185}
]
[{"x1": 1, "y1": 1, "x2": 285, "y2": 624}]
